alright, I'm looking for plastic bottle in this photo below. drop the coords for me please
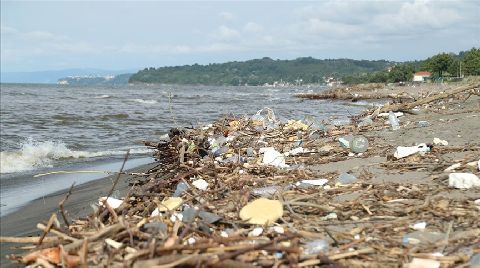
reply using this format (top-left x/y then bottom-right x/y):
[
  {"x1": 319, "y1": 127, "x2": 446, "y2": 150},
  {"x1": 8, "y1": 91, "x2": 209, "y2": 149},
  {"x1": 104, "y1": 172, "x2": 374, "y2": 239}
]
[{"x1": 388, "y1": 111, "x2": 400, "y2": 130}]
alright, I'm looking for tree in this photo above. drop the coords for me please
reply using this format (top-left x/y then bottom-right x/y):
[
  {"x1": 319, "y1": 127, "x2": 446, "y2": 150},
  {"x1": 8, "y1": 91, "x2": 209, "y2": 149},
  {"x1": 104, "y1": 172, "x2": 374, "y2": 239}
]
[
  {"x1": 424, "y1": 53, "x2": 455, "y2": 77},
  {"x1": 388, "y1": 64, "x2": 414, "y2": 82},
  {"x1": 462, "y1": 48, "x2": 480, "y2": 76}
]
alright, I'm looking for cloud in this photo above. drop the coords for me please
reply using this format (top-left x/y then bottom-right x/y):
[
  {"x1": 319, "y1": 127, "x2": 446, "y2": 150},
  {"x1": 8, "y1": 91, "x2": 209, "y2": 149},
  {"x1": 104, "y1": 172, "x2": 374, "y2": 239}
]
[
  {"x1": 2, "y1": 25, "x2": 99, "y2": 54},
  {"x1": 1, "y1": 25, "x2": 19, "y2": 35},
  {"x1": 213, "y1": 25, "x2": 240, "y2": 41},
  {"x1": 219, "y1": 11, "x2": 234, "y2": 20},
  {"x1": 243, "y1": 22, "x2": 263, "y2": 33},
  {"x1": 291, "y1": 0, "x2": 477, "y2": 46}
]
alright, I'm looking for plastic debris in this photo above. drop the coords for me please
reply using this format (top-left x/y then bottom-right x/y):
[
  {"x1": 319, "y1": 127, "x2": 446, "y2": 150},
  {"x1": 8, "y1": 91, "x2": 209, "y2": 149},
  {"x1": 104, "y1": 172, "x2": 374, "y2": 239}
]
[
  {"x1": 182, "y1": 207, "x2": 198, "y2": 223},
  {"x1": 394, "y1": 143, "x2": 430, "y2": 159},
  {"x1": 337, "y1": 173, "x2": 357, "y2": 184},
  {"x1": 402, "y1": 231, "x2": 445, "y2": 246},
  {"x1": 192, "y1": 178, "x2": 208, "y2": 190},
  {"x1": 378, "y1": 111, "x2": 404, "y2": 118},
  {"x1": 448, "y1": 173, "x2": 480, "y2": 189},
  {"x1": 416, "y1": 121, "x2": 430, "y2": 128},
  {"x1": 158, "y1": 197, "x2": 183, "y2": 212},
  {"x1": 252, "y1": 186, "x2": 283, "y2": 198},
  {"x1": 170, "y1": 212, "x2": 183, "y2": 222},
  {"x1": 270, "y1": 226, "x2": 284, "y2": 234},
  {"x1": 338, "y1": 136, "x2": 353, "y2": 149},
  {"x1": 98, "y1": 197, "x2": 123, "y2": 209},
  {"x1": 358, "y1": 117, "x2": 373, "y2": 127},
  {"x1": 251, "y1": 108, "x2": 276, "y2": 130},
  {"x1": 248, "y1": 227, "x2": 264, "y2": 237},
  {"x1": 239, "y1": 198, "x2": 283, "y2": 225},
  {"x1": 296, "y1": 179, "x2": 329, "y2": 187},
  {"x1": 410, "y1": 222, "x2": 427, "y2": 231},
  {"x1": 199, "y1": 211, "x2": 221, "y2": 224},
  {"x1": 173, "y1": 182, "x2": 188, "y2": 197},
  {"x1": 303, "y1": 240, "x2": 329, "y2": 255},
  {"x1": 351, "y1": 135, "x2": 369, "y2": 153},
  {"x1": 433, "y1": 137, "x2": 448, "y2": 146},
  {"x1": 150, "y1": 208, "x2": 161, "y2": 217},
  {"x1": 260, "y1": 147, "x2": 288, "y2": 168},
  {"x1": 285, "y1": 147, "x2": 309, "y2": 156},
  {"x1": 407, "y1": 258, "x2": 440, "y2": 268},
  {"x1": 388, "y1": 111, "x2": 400, "y2": 130}
]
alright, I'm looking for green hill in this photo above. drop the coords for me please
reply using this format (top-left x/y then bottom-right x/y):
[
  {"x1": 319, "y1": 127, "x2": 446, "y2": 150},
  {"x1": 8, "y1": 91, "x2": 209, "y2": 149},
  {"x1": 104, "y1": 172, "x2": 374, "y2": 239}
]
[{"x1": 128, "y1": 57, "x2": 393, "y2": 86}]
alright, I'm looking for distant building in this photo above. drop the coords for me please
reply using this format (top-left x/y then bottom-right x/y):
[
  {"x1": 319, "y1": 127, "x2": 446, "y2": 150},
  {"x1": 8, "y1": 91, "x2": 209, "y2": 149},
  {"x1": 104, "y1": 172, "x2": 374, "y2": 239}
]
[{"x1": 413, "y1": 71, "x2": 432, "y2": 82}]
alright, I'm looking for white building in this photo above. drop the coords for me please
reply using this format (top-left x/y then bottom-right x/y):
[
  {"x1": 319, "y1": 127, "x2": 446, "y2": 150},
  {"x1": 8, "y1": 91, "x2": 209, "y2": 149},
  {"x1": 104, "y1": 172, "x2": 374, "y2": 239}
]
[{"x1": 413, "y1": 71, "x2": 432, "y2": 82}]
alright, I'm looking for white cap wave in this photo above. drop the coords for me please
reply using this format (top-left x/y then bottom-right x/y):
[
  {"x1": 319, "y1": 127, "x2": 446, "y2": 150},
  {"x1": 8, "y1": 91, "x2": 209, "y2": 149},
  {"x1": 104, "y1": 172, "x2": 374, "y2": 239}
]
[{"x1": 0, "y1": 138, "x2": 153, "y2": 174}]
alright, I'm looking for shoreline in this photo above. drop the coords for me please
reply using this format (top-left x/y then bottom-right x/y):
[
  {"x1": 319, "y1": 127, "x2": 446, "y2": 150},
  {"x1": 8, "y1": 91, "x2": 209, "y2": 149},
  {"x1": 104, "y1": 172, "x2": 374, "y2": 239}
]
[
  {"x1": 0, "y1": 156, "x2": 154, "y2": 217},
  {"x1": 2, "y1": 81, "x2": 479, "y2": 267},
  {"x1": 0, "y1": 162, "x2": 158, "y2": 267}
]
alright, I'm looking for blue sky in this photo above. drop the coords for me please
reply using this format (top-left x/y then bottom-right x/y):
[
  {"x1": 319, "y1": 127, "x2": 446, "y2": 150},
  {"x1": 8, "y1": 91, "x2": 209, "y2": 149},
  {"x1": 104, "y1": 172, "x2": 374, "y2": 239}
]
[{"x1": 1, "y1": 0, "x2": 479, "y2": 72}]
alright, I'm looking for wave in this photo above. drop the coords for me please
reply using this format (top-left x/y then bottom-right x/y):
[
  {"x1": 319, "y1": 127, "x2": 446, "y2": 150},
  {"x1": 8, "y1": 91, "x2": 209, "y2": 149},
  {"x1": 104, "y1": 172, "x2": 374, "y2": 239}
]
[
  {"x1": 94, "y1": 94, "x2": 111, "y2": 99},
  {"x1": 132, "y1": 99, "x2": 157, "y2": 104},
  {"x1": 0, "y1": 138, "x2": 154, "y2": 174}
]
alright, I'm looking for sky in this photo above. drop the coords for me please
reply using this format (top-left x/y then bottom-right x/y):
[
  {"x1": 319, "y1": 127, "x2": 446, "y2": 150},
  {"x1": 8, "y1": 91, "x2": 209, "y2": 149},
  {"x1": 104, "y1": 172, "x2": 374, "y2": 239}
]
[{"x1": 1, "y1": 0, "x2": 479, "y2": 72}]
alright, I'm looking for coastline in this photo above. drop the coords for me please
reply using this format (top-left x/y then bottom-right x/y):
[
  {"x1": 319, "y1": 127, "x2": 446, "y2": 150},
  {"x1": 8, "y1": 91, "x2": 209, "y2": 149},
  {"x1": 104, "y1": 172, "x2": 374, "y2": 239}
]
[
  {"x1": 2, "y1": 81, "x2": 479, "y2": 267},
  {"x1": 0, "y1": 162, "x2": 158, "y2": 267}
]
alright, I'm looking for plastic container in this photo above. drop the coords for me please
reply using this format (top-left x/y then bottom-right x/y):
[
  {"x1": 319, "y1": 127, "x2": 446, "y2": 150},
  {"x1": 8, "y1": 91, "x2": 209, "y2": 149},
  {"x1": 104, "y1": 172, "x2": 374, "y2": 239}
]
[
  {"x1": 351, "y1": 136, "x2": 369, "y2": 153},
  {"x1": 303, "y1": 239, "x2": 329, "y2": 255},
  {"x1": 388, "y1": 111, "x2": 400, "y2": 130}
]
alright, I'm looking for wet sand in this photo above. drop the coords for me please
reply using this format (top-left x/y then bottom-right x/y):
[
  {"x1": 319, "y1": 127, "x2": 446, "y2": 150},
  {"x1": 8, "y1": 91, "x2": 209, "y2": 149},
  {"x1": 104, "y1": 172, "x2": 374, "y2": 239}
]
[{"x1": 0, "y1": 162, "x2": 157, "y2": 267}]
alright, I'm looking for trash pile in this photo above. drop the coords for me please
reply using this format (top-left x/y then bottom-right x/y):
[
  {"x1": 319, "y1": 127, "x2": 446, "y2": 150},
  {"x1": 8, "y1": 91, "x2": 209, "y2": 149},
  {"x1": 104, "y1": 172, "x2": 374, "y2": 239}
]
[{"x1": 3, "y1": 83, "x2": 480, "y2": 267}]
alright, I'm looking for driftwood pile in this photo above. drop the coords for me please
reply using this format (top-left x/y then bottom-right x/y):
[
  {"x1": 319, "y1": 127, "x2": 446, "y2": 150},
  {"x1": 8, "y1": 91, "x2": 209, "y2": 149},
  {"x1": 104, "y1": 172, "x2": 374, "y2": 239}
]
[
  {"x1": 295, "y1": 81, "x2": 480, "y2": 103},
  {"x1": 2, "y1": 83, "x2": 480, "y2": 267}
]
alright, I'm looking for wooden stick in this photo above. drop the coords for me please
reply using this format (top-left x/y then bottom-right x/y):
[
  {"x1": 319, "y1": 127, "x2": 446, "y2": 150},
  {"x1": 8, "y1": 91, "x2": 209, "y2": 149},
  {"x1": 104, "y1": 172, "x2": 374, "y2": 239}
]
[
  {"x1": 38, "y1": 213, "x2": 57, "y2": 245},
  {"x1": 59, "y1": 182, "x2": 75, "y2": 228},
  {"x1": 0, "y1": 236, "x2": 58, "y2": 243},
  {"x1": 328, "y1": 247, "x2": 375, "y2": 260},
  {"x1": 37, "y1": 223, "x2": 78, "y2": 242}
]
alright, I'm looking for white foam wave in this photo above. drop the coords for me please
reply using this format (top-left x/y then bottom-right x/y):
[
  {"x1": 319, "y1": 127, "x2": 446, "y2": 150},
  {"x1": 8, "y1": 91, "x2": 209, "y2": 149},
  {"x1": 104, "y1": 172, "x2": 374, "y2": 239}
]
[
  {"x1": 94, "y1": 94, "x2": 111, "y2": 99},
  {"x1": 133, "y1": 99, "x2": 157, "y2": 104},
  {"x1": 0, "y1": 138, "x2": 154, "y2": 174}
]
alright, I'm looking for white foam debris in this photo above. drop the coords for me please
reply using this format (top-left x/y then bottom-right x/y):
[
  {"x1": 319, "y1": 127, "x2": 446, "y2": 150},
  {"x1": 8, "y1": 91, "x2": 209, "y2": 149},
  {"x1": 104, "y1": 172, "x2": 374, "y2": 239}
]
[
  {"x1": 192, "y1": 178, "x2": 209, "y2": 190},
  {"x1": 448, "y1": 173, "x2": 480, "y2": 189},
  {"x1": 433, "y1": 137, "x2": 448, "y2": 146},
  {"x1": 394, "y1": 143, "x2": 430, "y2": 159},
  {"x1": 410, "y1": 222, "x2": 427, "y2": 231},
  {"x1": 99, "y1": 197, "x2": 123, "y2": 209}
]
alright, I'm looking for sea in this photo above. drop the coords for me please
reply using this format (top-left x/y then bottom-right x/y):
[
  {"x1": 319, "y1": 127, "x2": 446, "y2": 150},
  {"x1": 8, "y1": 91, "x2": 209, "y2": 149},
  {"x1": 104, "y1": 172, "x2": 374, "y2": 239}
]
[{"x1": 0, "y1": 83, "x2": 372, "y2": 216}]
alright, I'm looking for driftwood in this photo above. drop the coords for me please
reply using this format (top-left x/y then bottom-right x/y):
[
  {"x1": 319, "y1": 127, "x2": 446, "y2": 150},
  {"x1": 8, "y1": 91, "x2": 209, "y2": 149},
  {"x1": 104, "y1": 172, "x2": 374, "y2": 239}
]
[{"x1": 378, "y1": 82, "x2": 480, "y2": 113}]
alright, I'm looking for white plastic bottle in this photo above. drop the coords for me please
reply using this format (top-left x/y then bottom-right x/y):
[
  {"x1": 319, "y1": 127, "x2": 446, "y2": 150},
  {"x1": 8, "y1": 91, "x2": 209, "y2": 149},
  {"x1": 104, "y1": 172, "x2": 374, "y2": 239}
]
[{"x1": 388, "y1": 111, "x2": 400, "y2": 130}]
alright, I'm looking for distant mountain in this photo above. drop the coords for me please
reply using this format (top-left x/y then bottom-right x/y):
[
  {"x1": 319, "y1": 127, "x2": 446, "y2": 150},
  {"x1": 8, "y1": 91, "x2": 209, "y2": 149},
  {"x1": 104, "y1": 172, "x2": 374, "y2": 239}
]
[
  {"x1": 129, "y1": 57, "x2": 394, "y2": 86},
  {"x1": 57, "y1": 73, "x2": 132, "y2": 86},
  {"x1": 1, "y1": 68, "x2": 136, "y2": 84}
]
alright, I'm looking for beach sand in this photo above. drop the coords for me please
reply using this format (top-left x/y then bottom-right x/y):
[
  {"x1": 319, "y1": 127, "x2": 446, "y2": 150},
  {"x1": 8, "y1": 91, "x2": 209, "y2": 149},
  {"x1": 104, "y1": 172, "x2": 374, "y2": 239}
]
[{"x1": 0, "y1": 162, "x2": 158, "y2": 267}]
